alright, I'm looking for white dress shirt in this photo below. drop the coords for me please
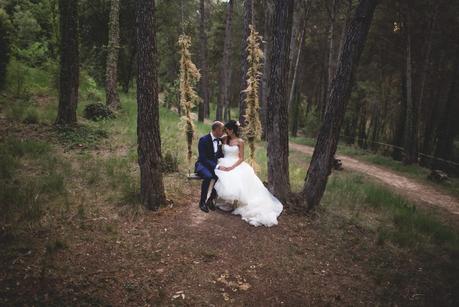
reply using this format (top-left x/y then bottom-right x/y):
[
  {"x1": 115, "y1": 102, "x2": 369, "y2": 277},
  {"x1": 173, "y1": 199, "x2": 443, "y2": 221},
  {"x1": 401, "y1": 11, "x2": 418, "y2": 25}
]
[{"x1": 210, "y1": 132, "x2": 219, "y2": 153}]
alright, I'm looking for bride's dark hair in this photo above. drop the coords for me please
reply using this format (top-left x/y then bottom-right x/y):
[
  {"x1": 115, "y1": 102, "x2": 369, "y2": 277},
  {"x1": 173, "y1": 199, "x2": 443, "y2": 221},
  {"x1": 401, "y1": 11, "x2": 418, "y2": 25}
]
[{"x1": 225, "y1": 120, "x2": 240, "y2": 137}]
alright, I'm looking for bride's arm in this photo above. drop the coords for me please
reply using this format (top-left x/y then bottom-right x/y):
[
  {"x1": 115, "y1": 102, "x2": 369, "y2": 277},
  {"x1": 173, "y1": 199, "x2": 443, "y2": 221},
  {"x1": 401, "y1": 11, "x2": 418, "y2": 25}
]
[{"x1": 226, "y1": 140, "x2": 244, "y2": 171}]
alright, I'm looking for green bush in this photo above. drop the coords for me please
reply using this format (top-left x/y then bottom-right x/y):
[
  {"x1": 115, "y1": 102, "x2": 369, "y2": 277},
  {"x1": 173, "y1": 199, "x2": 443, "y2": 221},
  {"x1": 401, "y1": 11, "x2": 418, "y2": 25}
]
[
  {"x1": 83, "y1": 102, "x2": 115, "y2": 121},
  {"x1": 162, "y1": 151, "x2": 179, "y2": 173}
]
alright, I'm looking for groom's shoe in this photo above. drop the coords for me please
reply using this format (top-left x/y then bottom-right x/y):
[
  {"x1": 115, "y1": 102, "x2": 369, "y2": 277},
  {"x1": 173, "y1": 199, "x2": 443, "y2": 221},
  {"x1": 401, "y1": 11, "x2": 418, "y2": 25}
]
[
  {"x1": 206, "y1": 198, "x2": 216, "y2": 211},
  {"x1": 199, "y1": 201, "x2": 209, "y2": 213},
  {"x1": 206, "y1": 190, "x2": 217, "y2": 211}
]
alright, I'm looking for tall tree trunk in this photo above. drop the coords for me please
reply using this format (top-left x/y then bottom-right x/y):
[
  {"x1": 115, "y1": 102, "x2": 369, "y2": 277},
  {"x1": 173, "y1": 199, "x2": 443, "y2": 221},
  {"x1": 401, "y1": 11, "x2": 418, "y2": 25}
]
[
  {"x1": 301, "y1": 0, "x2": 378, "y2": 211},
  {"x1": 217, "y1": 0, "x2": 233, "y2": 121},
  {"x1": 287, "y1": 0, "x2": 304, "y2": 92},
  {"x1": 434, "y1": 49, "x2": 459, "y2": 168},
  {"x1": 136, "y1": 0, "x2": 166, "y2": 210},
  {"x1": 105, "y1": 0, "x2": 121, "y2": 110},
  {"x1": 290, "y1": 86, "x2": 301, "y2": 137},
  {"x1": 197, "y1": 0, "x2": 210, "y2": 121},
  {"x1": 266, "y1": 0, "x2": 294, "y2": 202},
  {"x1": 288, "y1": 26, "x2": 305, "y2": 117},
  {"x1": 357, "y1": 99, "x2": 368, "y2": 149},
  {"x1": 392, "y1": 59, "x2": 407, "y2": 160},
  {"x1": 239, "y1": 0, "x2": 254, "y2": 126},
  {"x1": 325, "y1": 0, "x2": 338, "y2": 97},
  {"x1": 56, "y1": 0, "x2": 79, "y2": 125},
  {"x1": 419, "y1": 4, "x2": 438, "y2": 164},
  {"x1": 260, "y1": 0, "x2": 274, "y2": 139},
  {"x1": 402, "y1": 19, "x2": 418, "y2": 165}
]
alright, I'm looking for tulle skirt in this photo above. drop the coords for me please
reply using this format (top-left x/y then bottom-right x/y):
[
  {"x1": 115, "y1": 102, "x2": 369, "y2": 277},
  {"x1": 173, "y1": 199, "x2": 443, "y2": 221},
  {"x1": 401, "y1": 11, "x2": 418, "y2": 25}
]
[{"x1": 214, "y1": 157, "x2": 283, "y2": 227}]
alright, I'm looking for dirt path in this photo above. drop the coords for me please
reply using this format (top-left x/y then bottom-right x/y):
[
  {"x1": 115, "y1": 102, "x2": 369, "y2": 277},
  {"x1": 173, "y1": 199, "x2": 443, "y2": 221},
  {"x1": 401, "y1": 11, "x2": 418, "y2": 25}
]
[{"x1": 290, "y1": 142, "x2": 459, "y2": 215}]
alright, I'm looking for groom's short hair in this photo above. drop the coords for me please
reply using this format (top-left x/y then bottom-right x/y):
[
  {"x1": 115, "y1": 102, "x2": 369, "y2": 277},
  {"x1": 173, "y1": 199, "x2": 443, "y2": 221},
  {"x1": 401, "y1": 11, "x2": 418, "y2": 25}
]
[{"x1": 211, "y1": 121, "x2": 224, "y2": 131}]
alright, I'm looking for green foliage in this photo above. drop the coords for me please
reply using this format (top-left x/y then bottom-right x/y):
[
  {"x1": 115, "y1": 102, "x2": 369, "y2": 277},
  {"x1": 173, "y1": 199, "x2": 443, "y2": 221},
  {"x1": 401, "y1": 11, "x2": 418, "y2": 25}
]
[
  {"x1": 161, "y1": 151, "x2": 179, "y2": 173},
  {"x1": 302, "y1": 108, "x2": 321, "y2": 137},
  {"x1": 163, "y1": 80, "x2": 180, "y2": 110},
  {"x1": 0, "y1": 8, "x2": 13, "y2": 89},
  {"x1": 55, "y1": 125, "x2": 109, "y2": 148}
]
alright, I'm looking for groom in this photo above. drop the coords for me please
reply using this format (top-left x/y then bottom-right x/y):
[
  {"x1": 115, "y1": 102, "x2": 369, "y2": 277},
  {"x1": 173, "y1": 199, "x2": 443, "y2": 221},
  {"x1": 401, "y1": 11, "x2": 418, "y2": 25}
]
[{"x1": 195, "y1": 121, "x2": 225, "y2": 213}]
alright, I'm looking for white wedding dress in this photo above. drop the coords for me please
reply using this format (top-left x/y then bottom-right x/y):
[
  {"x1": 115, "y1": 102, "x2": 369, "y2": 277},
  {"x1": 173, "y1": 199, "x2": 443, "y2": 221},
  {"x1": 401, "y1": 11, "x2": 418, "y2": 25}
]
[{"x1": 214, "y1": 144, "x2": 283, "y2": 227}]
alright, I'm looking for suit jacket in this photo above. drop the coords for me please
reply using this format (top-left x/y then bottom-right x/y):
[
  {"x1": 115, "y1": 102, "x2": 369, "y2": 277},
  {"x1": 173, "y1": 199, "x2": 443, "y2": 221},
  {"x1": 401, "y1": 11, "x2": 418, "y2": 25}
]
[{"x1": 195, "y1": 133, "x2": 223, "y2": 173}]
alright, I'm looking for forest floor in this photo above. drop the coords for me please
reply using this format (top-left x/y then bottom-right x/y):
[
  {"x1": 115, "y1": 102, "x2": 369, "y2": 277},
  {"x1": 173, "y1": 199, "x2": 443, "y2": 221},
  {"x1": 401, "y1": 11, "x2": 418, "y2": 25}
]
[
  {"x1": 1, "y1": 93, "x2": 459, "y2": 306},
  {"x1": 289, "y1": 143, "x2": 459, "y2": 216}
]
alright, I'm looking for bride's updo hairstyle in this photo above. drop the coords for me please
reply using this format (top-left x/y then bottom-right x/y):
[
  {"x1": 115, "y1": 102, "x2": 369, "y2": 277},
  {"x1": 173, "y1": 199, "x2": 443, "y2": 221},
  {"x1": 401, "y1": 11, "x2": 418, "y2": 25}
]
[{"x1": 225, "y1": 120, "x2": 240, "y2": 137}]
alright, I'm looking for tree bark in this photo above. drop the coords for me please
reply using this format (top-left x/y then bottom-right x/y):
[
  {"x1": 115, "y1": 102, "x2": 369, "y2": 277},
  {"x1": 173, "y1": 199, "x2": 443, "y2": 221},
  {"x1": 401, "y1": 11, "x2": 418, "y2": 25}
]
[
  {"x1": 266, "y1": 0, "x2": 294, "y2": 202},
  {"x1": 392, "y1": 57, "x2": 407, "y2": 160},
  {"x1": 136, "y1": 0, "x2": 166, "y2": 210},
  {"x1": 260, "y1": 0, "x2": 274, "y2": 139},
  {"x1": 105, "y1": 0, "x2": 121, "y2": 110},
  {"x1": 301, "y1": 0, "x2": 378, "y2": 211},
  {"x1": 402, "y1": 18, "x2": 418, "y2": 165},
  {"x1": 56, "y1": 0, "x2": 79, "y2": 125},
  {"x1": 325, "y1": 0, "x2": 339, "y2": 97},
  {"x1": 197, "y1": 0, "x2": 210, "y2": 121},
  {"x1": 239, "y1": 0, "x2": 254, "y2": 126},
  {"x1": 217, "y1": 0, "x2": 233, "y2": 121}
]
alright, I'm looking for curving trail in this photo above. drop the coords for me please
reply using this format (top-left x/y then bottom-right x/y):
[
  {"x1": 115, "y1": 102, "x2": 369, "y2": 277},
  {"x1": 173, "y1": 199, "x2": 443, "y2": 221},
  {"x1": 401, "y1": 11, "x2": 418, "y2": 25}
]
[{"x1": 289, "y1": 142, "x2": 459, "y2": 216}]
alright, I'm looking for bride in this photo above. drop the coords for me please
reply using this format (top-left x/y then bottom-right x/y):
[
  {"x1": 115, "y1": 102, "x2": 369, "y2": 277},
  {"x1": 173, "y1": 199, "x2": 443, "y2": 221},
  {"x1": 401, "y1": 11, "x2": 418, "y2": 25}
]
[{"x1": 214, "y1": 120, "x2": 283, "y2": 227}]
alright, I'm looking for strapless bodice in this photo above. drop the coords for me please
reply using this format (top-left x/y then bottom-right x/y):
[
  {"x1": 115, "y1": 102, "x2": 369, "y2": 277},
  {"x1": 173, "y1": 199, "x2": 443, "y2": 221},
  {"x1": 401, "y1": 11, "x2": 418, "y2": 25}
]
[{"x1": 222, "y1": 144, "x2": 239, "y2": 158}]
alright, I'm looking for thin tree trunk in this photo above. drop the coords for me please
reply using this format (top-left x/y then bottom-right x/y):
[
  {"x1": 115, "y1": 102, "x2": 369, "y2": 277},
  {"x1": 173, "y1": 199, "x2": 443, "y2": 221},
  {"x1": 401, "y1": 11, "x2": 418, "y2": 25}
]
[
  {"x1": 266, "y1": 0, "x2": 294, "y2": 202},
  {"x1": 288, "y1": 26, "x2": 305, "y2": 116},
  {"x1": 56, "y1": 0, "x2": 79, "y2": 125},
  {"x1": 392, "y1": 59, "x2": 407, "y2": 160},
  {"x1": 260, "y1": 0, "x2": 274, "y2": 139},
  {"x1": 325, "y1": 0, "x2": 338, "y2": 97},
  {"x1": 290, "y1": 85, "x2": 301, "y2": 137},
  {"x1": 403, "y1": 19, "x2": 418, "y2": 165},
  {"x1": 287, "y1": 0, "x2": 303, "y2": 92},
  {"x1": 357, "y1": 99, "x2": 368, "y2": 149},
  {"x1": 301, "y1": 0, "x2": 378, "y2": 211},
  {"x1": 106, "y1": 0, "x2": 121, "y2": 109},
  {"x1": 136, "y1": 0, "x2": 166, "y2": 210},
  {"x1": 198, "y1": 0, "x2": 210, "y2": 121},
  {"x1": 217, "y1": 0, "x2": 233, "y2": 121},
  {"x1": 239, "y1": 0, "x2": 254, "y2": 126},
  {"x1": 418, "y1": 5, "x2": 438, "y2": 164}
]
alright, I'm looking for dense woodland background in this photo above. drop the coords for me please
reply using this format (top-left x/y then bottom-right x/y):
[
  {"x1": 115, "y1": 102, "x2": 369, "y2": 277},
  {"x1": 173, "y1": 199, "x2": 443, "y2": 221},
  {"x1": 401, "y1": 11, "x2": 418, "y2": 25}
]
[
  {"x1": 1, "y1": 0, "x2": 459, "y2": 305},
  {"x1": 1, "y1": 0, "x2": 458, "y2": 170}
]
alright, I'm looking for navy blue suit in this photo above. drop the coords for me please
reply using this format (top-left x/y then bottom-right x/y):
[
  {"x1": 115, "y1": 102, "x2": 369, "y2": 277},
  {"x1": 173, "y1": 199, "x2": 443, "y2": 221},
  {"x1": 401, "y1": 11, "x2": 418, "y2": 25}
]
[{"x1": 195, "y1": 133, "x2": 223, "y2": 204}]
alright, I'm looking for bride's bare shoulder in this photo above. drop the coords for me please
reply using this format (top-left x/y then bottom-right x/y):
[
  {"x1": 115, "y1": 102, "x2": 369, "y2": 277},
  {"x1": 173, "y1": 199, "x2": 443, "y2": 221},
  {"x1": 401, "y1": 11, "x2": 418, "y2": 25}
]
[{"x1": 237, "y1": 138, "x2": 244, "y2": 144}]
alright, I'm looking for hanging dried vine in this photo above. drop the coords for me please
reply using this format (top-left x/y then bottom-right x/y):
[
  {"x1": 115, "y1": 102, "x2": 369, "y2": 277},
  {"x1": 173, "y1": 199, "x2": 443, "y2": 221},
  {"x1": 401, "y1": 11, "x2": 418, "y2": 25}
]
[
  {"x1": 242, "y1": 25, "x2": 263, "y2": 171},
  {"x1": 178, "y1": 35, "x2": 201, "y2": 164}
]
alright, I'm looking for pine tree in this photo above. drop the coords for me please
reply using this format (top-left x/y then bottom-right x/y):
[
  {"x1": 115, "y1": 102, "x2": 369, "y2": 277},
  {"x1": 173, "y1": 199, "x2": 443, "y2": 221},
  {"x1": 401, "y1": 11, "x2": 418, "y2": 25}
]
[
  {"x1": 56, "y1": 0, "x2": 79, "y2": 125},
  {"x1": 105, "y1": 0, "x2": 121, "y2": 110},
  {"x1": 136, "y1": 0, "x2": 166, "y2": 210},
  {"x1": 266, "y1": 0, "x2": 294, "y2": 202},
  {"x1": 301, "y1": 0, "x2": 378, "y2": 211}
]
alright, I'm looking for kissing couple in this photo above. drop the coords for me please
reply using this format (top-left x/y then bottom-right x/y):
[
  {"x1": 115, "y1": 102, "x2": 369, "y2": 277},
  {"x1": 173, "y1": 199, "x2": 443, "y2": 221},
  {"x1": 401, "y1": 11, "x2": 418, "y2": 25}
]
[{"x1": 194, "y1": 120, "x2": 283, "y2": 227}]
